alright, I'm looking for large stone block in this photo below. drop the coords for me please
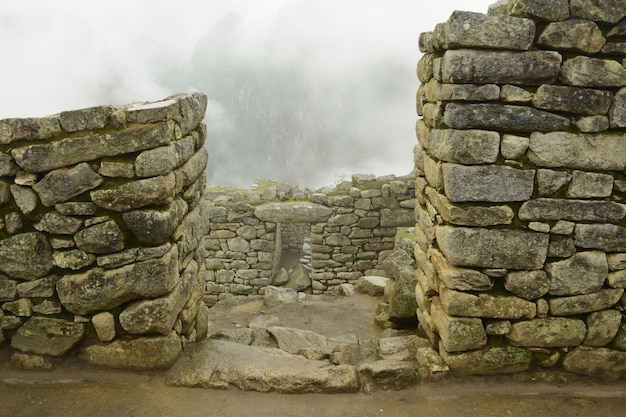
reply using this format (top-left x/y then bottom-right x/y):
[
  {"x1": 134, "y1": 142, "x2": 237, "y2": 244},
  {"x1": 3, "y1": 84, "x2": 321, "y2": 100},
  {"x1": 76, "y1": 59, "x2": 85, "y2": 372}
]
[
  {"x1": 380, "y1": 208, "x2": 414, "y2": 227},
  {"x1": 574, "y1": 224, "x2": 626, "y2": 252},
  {"x1": 532, "y1": 85, "x2": 611, "y2": 115},
  {"x1": 440, "y1": 287, "x2": 536, "y2": 319},
  {"x1": 440, "y1": 11, "x2": 535, "y2": 51},
  {"x1": 566, "y1": 170, "x2": 614, "y2": 198},
  {"x1": 441, "y1": 49, "x2": 562, "y2": 86},
  {"x1": 33, "y1": 212, "x2": 83, "y2": 235},
  {"x1": 59, "y1": 105, "x2": 112, "y2": 132},
  {"x1": 570, "y1": 0, "x2": 626, "y2": 23},
  {"x1": 506, "y1": 318, "x2": 586, "y2": 347},
  {"x1": 11, "y1": 122, "x2": 174, "y2": 173},
  {"x1": 80, "y1": 330, "x2": 182, "y2": 369},
  {"x1": 560, "y1": 56, "x2": 626, "y2": 87},
  {"x1": 11, "y1": 317, "x2": 85, "y2": 356},
  {"x1": 547, "y1": 251, "x2": 608, "y2": 296},
  {"x1": 0, "y1": 232, "x2": 53, "y2": 280},
  {"x1": 254, "y1": 202, "x2": 332, "y2": 223},
  {"x1": 549, "y1": 288, "x2": 624, "y2": 316},
  {"x1": 435, "y1": 226, "x2": 548, "y2": 270},
  {"x1": 538, "y1": 19, "x2": 606, "y2": 53},
  {"x1": 442, "y1": 163, "x2": 535, "y2": 203},
  {"x1": 33, "y1": 162, "x2": 103, "y2": 206},
  {"x1": 57, "y1": 246, "x2": 179, "y2": 315},
  {"x1": 426, "y1": 188, "x2": 514, "y2": 227},
  {"x1": 91, "y1": 172, "x2": 176, "y2": 212},
  {"x1": 0, "y1": 116, "x2": 62, "y2": 144},
  {"x1": 123, "y1": 198, "x2": 188, "y2": 245},
  {"x1": 444, "y1": 103, "x2": 569, "y2": 132},
  {"x1": 519, "y1": 199, "x2": 625, "y2": 222},
  {"x1": 423, "y1": 79, "x2": 500, "y2": 102},
  {"x1": 429, "y1": 129, "x2": 500, "y2": 165},
  {"x1": 431, "y1": 298, "x2": 487, "y2": 353},
  {"x1": 507, "y1": 0, "x2": 570, "y2": 21},
  {"x1": 428, "y1": 248, "x2": 494, "y2": 291},
  {"x1": 528, "y1": 132, "x2": 626, "y2": 171},
  {"x1": 584, "y1": 310, "x2": 622, "y2": 347},
  {"x1": 563, "y1": 346, "x2": 626, "y2": 380},
  {"x1": 504, "y1": 270, "x2": 549, "y2": 300},
  {"x1": 74, "y1": 220, "x2": 125, "y2": 254},
  {"x1": 439, "y1": 343, "x2": 531, "y2": 375},
  {"x1": 174, "y1": 147, "x2": 208, "y2": 188}
]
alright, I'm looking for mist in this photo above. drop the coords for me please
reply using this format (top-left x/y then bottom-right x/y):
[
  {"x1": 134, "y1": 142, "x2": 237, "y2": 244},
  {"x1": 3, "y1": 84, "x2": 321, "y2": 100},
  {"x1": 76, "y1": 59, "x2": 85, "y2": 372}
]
[{"x1": 0, "y1": 0, "x2": 494, "y2": 188}]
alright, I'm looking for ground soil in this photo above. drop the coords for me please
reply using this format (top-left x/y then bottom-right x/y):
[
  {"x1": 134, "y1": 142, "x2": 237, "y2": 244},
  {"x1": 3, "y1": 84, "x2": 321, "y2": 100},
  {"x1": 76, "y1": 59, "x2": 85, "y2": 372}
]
[{"x1": 1, "y1": 294, "x2": 625, "y2": 417}]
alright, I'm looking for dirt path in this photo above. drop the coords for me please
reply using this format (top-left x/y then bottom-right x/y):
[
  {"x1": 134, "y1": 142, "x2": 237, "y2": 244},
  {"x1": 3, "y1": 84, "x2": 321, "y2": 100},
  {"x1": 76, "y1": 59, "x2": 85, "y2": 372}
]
[{"x1": 1, "y1": 293, "x2": 625, "y2": 416}]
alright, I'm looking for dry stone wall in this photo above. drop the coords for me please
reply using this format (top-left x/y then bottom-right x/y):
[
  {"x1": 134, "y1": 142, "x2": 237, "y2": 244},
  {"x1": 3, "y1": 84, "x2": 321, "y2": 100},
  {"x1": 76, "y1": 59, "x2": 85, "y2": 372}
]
[
  {"x1": 0, "y1": 92, "x2": 210, "y2": 369},
  {"x1": 414, "y1": 0, "x2": 626, "y2": 378}
]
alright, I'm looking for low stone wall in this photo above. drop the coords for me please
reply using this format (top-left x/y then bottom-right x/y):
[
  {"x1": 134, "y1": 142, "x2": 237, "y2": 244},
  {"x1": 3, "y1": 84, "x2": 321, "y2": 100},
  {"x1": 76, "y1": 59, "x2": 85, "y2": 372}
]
[
  {"x1": 200, "y1": 176, "x2": 416, "y2": 304},
  {"x1": 414, "y1": 1, "x2": 626, "y2": 378},
  {"x1": 0, "y1": 93, "x2": 210, "y2": 369}
]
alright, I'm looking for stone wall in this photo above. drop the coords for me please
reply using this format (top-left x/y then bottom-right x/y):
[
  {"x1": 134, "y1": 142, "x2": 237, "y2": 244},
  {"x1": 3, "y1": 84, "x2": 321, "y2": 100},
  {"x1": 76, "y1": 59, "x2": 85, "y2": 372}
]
[
  {"x1": 414, "y1": 0, "x2": 626, "y2": 378},
  {"x1": 0, "y1": 92, "x2": 210, "y2": 369},
  {"x1": 199, "y1": 175, "x2": 416, "y2": 304}
]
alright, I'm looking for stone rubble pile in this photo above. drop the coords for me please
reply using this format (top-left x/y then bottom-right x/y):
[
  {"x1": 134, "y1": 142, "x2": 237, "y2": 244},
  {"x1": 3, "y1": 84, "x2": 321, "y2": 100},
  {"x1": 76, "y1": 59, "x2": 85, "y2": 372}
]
[
  {"x1": 0, "y1": 92, "x2": 210, "y2": 369},
  {"x1": 415, "y1": 0, "x2": 626, "y2": 379}
]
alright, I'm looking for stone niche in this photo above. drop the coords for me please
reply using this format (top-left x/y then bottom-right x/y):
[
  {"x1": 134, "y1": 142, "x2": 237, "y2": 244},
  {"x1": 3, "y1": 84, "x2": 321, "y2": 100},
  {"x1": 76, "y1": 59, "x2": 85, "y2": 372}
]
[
  {"x1": 415, "y1": 1, "x2": 626, "y2": 379},
  {"x1": 0, "y1": 92, "x2": 210, "y2": 369}
]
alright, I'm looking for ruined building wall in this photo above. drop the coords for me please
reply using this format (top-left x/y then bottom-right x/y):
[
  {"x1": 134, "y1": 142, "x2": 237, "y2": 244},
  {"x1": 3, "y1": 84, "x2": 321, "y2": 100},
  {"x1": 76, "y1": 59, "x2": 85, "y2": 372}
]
[
  {"x1": 0, "y1": 92, "x2": 210, "y2": 369},
  {"x1": 414, "y1": 0, "x2": 626, "y2": 377}
]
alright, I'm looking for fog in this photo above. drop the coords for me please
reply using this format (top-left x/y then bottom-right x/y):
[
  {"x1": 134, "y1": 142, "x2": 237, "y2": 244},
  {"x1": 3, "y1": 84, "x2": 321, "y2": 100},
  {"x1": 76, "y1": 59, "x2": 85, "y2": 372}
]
[{"x1": 0, "y1": 0, "x2": 493, "y2": 187}]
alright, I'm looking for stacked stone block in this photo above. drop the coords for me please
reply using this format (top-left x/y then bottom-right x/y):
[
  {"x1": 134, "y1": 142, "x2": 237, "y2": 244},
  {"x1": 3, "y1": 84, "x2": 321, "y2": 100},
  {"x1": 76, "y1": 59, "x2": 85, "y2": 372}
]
[
  {"x1": 0, "y1": 92, "x2": 210, "y2": 369},
  {"x1": 415, "y1": 0, "x2": 626, "y2": 378}
]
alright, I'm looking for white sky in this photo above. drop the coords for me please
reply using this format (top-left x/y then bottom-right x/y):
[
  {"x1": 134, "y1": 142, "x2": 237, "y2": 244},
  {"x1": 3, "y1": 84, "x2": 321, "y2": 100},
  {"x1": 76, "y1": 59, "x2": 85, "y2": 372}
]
[{"x1": 0, "y1": 0, "x2": 495, "y2": 186}]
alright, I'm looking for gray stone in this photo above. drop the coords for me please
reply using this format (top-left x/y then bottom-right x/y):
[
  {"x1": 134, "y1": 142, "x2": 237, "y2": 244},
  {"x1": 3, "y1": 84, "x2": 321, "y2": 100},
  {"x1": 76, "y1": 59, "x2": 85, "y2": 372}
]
[
  {"x1": 2, "y1": 315, "x2": 22, "y2": 330},
  {"x1": 436, "y1": 226, "x2": 548, "y2": 270},
  {"x1": 563, "y1": 346, "x2": 626, "y2": 380},
  {"x1": 608, "y1": 253, "x2": 626, "y2": 271},
  {"x1": 264, "y1": 286, "x2": 300, "y2": 308},
  {"x1": 608, "y1": 270, "x2": 626, "y2": 288},
  {"x1": 532, "y1": 85, "x2": 611, "y2": 115},
  {"x1": 380, "y1": 208, "x2": 413, "y2": 227},
  {"x1": 566, "y1": 170, "x2": 614, "y2": 198},
  {"x1": 126, "y1": 98, "x2": 180, "y2": 123},
  {"x1": 5, "y1": 212, "x2": 22, "y2": 234},
  {"x1": 504, "y1": 270, "x2": 550, "y2": 300},
  {"x1": 166, "y1": 339, "x2": 358, "y2": 393},
  {"x1": 0, "y1": 232, "x2": 53, "y2": 280},
  {"x1": 584, "y1": 310, "x2": 622, "y2": 347},
  {"x1": 548, "y1": 239, "x2": 577, "y2": 258},
  {"x1": 570, "y1": 0, "x2": 626, "y2": 23},
  {"x1": 538, "y1": 19, "x2": 606, "y2": 53},
  {"x1": 57, "y1": 246, "x2": 179, "y2": 315},
  {"x1": 11, "y1": 317, "x2": 85, "y2": 356},
  {"x1": 172, "y1": 92, "x2": 207, "y2": 136},
  {"x1": 11, "y1": 352, "x2": 54, "y2": 371},
  {"x1": 358, "y1": 360, "x2": 418, "y2": 390},
  {"x1": 536, "y1": 169, "x2": 572, "y2": 196},
  {"x1": 441, "y1": 11, "x2": 535, "y2": 51},
  {"x1": 55, "y1": 202, "x2": 97, "y2": 216},
  {"x1": 500, "y1": 85, "x2": 534, "y2": 102},
  {"x1": 210, "y1": 328, "x2": 255, "y2": 345},
  {"x1": 615, "y1": 322, "x2": 626, "y2": 350},
  {"x1": 91, "y1": 172, "x2": 176, "y2": 212},
  {"x1": 0, "y1": 116, "x2": 62, "y2": 144},
  {"x1": 417, "y1": 53, "x2": 434, "y2": 83},
  {"x1": 0, "y1": 277, "x2": 17, "y2": 301},
  {"x1": 507, "y1": 318, "x2": 586, "y2": 347},
  {"x1": 442, "y1": 163, "x2": 535, "y2": 203},
  {"x1": 485, "y1": 321, "x2": 512, "y2": 336},
  {"x1": 441, "y1": 49, "x2": 562, "y2": 86},
  {"x1": 174, "y1": 147, "x2": 208, "y2": 188},
  {"x1": 551, "y1": 220, "x2": 576, "y2": 235},
  {"x1": 440, "y1": 287, "x2": 536, "y2": 319},
  {"x1": 507, "y1": 0, "x2": 570, "y2": 21},
  {"x1": 91, "y1": 312, "x2": 116, "y2": 342},
  {"x1": 32, "y1": 300, "x2": 62, "y2": 315},
  {"x1": 74, "y1": 220, "x2": 125, "y2": 254},
  {"x1": 59, "y1": 105, "x2": 111, "y2": 132},
  {"x1": 423, "y1": 79, "x2": 500, "y2": 102},
  {"x1": 268, "y1": 326, "x2": 328, "y2": 356},
  {"x1": 2, "y1": 298, "x2": 32, "y2": 316},
  {"x1": 0, "y1": 152, "x2": 18, "y2": 176},
  {"x1": 10, "y1": 184, "x2": 38, "y2": 215},
  {"x1": 81, "y1": 331, "x2": 182, "y2": 370},
  {"x1": 33, "y1": 163, "x2": 103, "y2": 206},
  {"x1": 501, "y1": 134, "x2": 529, "y2": 160},
  {"x1": 429, "y1": 248, "x2": 494, "y2": 292},
  {"x1": 11, "y1": 122, "x2": 174, "y2": 173},
  {"x1": 286, "y1": 264, "x2": 311, "y2": 292},
  {"x1": 560, "y1": 56, "x2": 626, "y2": 87},
  {"x1": 609, "y1": 87, "x2": 626, "y2": 128},
  {"x1": 254, "y1": 202, "x2": 332, "y2": 223},
  {"x1": 53, "y1": 250, "x2": 96, "y2": 270},
  {"x1": 16, "y1": 276, "x2": 57, "y2": 298},
  {"x1": 33, "y1": 212, "x2": 83, "y2": 234},
  {"x1": 99, "y1": 160, "x2": 134, "y2": 178},
  {"x1": 426, "y1": 188, "x2": 514, "y2": 227},
  {"x1": 355, "y1": 276, "x2": 389, "y2": 296},
  {"x1": 575, "y1": 115, "x2": 609, "y2": 132},
  {"x1": 378, "y1": 335, "x2": 429, "y2": 361},
  {"x1": 123, "y1": 198, "x2": 187, "y2": 245},
  {"x1": 439, "y1": 343, "x2": 531, "y2": 375},
  {"x1": 429, "y1": 129, "x2": 499, "y2": 165},
  {"x1": 549, "y1": 288, "x2": 624, "y2": 316},
  {"x1": 415, "y1": 347, "x2": 450, "y2": 378},
  {"x1": 574, "y1": 224, "x2": 626, "y2": 252},
  {"x1": 547, "y1": 251, "x2": 608, "y2": 296},
  {"x1": 431, "y1": 298, "x2": 486, "y2": 353},
  {"x1": 519, "y1": 199, "x2": 625, "y2": 222}
]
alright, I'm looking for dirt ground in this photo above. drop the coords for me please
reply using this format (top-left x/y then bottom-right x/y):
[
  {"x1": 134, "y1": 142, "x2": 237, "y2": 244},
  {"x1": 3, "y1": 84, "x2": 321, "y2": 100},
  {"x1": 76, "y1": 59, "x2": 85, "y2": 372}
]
[{"x1": 1, "y1": 293, "x2": 625, "y2": 417}]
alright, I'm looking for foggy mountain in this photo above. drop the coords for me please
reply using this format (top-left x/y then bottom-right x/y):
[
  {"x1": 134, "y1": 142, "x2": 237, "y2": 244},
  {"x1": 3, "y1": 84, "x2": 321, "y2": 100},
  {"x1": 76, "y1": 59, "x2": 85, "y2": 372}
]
[{"x1": 0, "y1": 0, "x2": 493, "y2": 188}]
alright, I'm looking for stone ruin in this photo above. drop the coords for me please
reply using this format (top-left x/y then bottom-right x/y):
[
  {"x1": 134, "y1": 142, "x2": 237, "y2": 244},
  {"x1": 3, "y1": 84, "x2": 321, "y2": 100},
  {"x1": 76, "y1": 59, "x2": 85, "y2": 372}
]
[{"x1": 0, "y1": 0, "x2": 624, "y2": 384}]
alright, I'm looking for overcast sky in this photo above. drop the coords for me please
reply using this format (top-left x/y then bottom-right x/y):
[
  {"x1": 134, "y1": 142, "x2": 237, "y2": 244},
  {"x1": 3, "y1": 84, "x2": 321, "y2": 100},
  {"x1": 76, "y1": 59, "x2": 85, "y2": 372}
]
[{"x1": 0, "y1": 0, "x2": 495, "y2": 187}]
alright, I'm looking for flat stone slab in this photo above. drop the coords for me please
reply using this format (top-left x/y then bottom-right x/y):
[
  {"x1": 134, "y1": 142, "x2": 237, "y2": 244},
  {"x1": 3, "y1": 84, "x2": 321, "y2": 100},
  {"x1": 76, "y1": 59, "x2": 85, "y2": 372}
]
[
  {"x1": 166, "y1": 339, "x2": 359, "y2": 393},
  {"x1": 254, "y1": 202, "x2": 332, "y2": 223}
]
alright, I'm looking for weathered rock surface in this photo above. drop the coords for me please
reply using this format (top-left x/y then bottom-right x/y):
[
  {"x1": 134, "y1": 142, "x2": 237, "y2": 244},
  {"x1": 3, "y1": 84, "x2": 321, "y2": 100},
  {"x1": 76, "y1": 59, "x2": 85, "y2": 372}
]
[
  {"x1": 358, "y1": 360, "x2": 418, "y2": 390},
  {"x1": 504, "y1": 270, "x2": 549, "y2": 300},
  {"x1": 34, "y1": 212, "x2": 83, "y2": 235},
  {"x1": 538, "y1": 19, "x2": 606, "y2": 53},
  {"x1": 254, "y1": 202, "x2": 332, "y2": 223},
  {"x1": 267, "y1": 326, "x2": 329, "y2": 357},
  {"x1": 81, "y1": 331, "x2": 182, "y2": 370},
  {"x1": 532, "y1": 85, "x2": 611, "y2": 115},
  {"x1": 519, "y1": 199, "x2": 625, "y2": 222},
  {"x1": 563, "y1": 346, "x2": 626, "y2": 380},
  {"x1": 0, "y1": 232, "x2": 53, "y2": 280},
  {"x1": 429, "y1": 129, "x2": 500, "y2": 165},
  {"x1": 11, "y1": 317, "x2": 85, "y2": 356},
  {"x1": 91, "y1": 172, "x2": 176, "y2": 212},
  {"x1": 355, "y1": 276, "x2": 388, "y2": 296},
  {"x1": 426, "y1": 188, "x2": 514, "y2": 226},
  {"x1": 429, "y1": 248, "x2": 494, "y2": 292},
  {"x1": 123, "y1": 198, "x2": 188, "y2": 245},
  {"x1": 560, "y1": 56, "x2": 626, "y2": 87},
  {"x1": 440, "y1": 287, "x2": 536, "y2": 319},
  {"x1": 166, "y1": 339, "x2": 360, "y2": 393},
  {"x1": 506, "y1": 318, "x2": 586, "y2": 347},
  {"x1": 32, "y1": 162, "x2": 103, "y2": 206},
  {"x1": 439, "y1": 344, "x2": 531, "y2": 375},
  {"x1": 574, "y1": 224, "x2": 626, "y2": 252},
  {"x1": 583, "y1": 310, "x2": 622, "y2": 347},
  {"x1": 569, "y1": 0, "x2": 626, "y2": 24},
  {"x1": 431, "y1": 298, "x2": 487, "y2": 352},
  {"x1": 506, "y1": 0, "x2": 570, "y2": 21},
  {"x1": 546, "y1": 251, "x2": 608, "y2": 296},
  {"x1": 74, "y1": 220, "x2": 125, "y2": 254},
  {"x1": 548, "y1": 288, "x2": 624, "y2": 316}
]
